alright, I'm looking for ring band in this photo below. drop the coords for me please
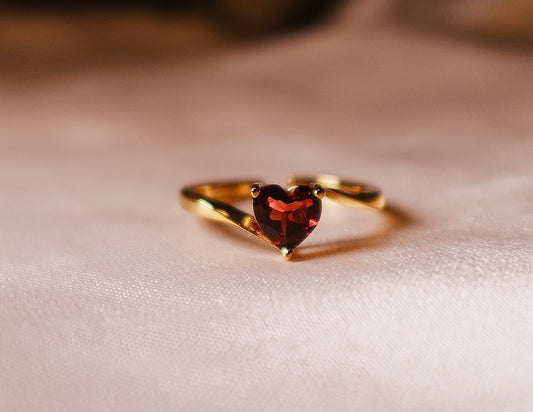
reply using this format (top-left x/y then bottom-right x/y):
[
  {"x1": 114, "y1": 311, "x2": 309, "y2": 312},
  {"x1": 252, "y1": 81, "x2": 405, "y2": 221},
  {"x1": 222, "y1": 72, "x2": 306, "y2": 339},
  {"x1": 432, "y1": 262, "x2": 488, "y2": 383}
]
[{"x1": 180, "y1": 174, "x2": 386, "y2": 260}]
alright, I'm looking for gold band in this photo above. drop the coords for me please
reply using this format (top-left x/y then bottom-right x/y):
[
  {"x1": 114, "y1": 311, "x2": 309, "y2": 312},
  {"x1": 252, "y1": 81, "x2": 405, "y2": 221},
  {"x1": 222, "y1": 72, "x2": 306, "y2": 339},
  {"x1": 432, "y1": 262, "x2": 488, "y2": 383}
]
[
  {"x1": 181, "y1": 180, "x2": 271, "y2": 245},
  {"x1": 180, "y1": 174, "x2": 386, "y2": 259},
  {"x1": 288, "y1": 175, "x2": 385, "y2": 210}
]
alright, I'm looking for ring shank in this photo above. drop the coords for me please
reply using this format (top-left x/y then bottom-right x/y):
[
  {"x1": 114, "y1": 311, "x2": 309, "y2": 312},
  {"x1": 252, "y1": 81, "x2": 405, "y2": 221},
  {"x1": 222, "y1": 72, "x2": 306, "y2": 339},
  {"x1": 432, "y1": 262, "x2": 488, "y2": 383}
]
[
  {"x1": 289, "y1": 174, "x2": 385, "y2": 210},
  {"x1": 181, "y1": 180, "x2": 273, "y2": 246}
]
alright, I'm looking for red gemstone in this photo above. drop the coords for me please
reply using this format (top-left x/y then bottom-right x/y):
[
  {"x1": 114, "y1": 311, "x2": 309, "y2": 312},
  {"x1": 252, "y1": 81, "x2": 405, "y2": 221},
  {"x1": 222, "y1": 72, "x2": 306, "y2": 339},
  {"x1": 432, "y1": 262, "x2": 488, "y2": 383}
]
[{"x1": 253, "y1": 184, "x2": 322, "y2": 250}]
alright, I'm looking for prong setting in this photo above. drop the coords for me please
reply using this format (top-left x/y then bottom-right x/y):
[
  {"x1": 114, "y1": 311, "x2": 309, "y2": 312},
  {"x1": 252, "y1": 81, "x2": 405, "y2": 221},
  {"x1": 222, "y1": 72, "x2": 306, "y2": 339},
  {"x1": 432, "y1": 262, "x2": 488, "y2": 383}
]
[
  {"x1": 250, "y1": 182, "x2": 262, "y2": 198},
  {"x1": 311, "y1": 183, "x2": 325, "y2": 199},
  {"x1": 280, "y1": 247, "x2": 294, "y2": 261}
]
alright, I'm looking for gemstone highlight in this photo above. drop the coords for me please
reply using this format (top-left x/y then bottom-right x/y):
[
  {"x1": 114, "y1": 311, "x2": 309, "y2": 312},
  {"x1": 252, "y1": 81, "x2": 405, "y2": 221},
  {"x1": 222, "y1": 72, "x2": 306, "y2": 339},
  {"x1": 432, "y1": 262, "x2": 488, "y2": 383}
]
[{"x1": 252, "y1": 184, "x2": 322, "y2": 250}]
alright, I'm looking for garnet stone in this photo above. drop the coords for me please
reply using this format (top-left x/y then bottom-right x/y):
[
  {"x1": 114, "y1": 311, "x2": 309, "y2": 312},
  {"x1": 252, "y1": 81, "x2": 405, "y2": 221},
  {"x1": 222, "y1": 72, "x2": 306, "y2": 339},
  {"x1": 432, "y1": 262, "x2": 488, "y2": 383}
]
[{"x1": 253, "y1": 184, "x2": 322, "y2": 250}]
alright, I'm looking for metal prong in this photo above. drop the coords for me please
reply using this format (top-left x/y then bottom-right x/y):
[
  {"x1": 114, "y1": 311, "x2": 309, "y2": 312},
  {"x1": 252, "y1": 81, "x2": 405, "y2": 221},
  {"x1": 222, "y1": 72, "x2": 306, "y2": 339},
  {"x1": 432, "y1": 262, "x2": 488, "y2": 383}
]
[
  {"x1": 280, "y1": 247, "x2": 294, "y2": 261},
  {"x1": 250, "y1": 183, "x2": 262, "y2": 198},
  {"x1": 311, "y1": 183, "x2": 325, "y2": 199}
]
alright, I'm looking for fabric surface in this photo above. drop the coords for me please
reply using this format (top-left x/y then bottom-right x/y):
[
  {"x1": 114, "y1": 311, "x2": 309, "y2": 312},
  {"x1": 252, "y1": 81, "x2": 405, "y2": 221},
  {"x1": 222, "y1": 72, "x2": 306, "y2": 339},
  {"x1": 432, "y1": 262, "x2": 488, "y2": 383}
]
[{"x1": 1, "y1": 13, "x2": 533, "y2": 412}]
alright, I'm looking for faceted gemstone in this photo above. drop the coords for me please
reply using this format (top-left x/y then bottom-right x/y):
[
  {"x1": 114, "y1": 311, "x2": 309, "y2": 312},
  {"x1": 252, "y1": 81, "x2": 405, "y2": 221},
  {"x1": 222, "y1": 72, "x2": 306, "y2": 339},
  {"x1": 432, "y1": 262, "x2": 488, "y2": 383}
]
[{"x1": 253, "y1": 184, "x2": 322, "y2": 250}]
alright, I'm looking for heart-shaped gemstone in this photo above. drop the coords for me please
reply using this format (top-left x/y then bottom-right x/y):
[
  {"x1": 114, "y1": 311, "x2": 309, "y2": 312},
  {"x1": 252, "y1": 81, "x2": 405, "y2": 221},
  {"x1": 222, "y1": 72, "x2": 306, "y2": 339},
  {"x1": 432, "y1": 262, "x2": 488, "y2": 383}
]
[{"x1": 253, "y1": 184, "x2": 322, "y2": 250}]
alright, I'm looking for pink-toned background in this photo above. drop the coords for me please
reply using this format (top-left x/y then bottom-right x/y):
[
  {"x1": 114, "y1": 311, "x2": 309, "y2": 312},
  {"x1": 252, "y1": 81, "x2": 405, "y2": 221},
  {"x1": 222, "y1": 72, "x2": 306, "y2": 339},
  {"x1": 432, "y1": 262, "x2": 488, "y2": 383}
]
[{"x1": 1, "y1": 2, "x2": 532, "y2": 411}]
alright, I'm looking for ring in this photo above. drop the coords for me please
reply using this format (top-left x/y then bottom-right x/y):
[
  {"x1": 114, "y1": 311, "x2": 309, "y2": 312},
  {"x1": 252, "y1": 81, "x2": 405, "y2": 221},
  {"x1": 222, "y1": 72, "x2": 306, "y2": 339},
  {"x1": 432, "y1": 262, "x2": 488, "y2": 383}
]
[{"x1": 180, "y1": 174, "x2": 386, "y2": 260}]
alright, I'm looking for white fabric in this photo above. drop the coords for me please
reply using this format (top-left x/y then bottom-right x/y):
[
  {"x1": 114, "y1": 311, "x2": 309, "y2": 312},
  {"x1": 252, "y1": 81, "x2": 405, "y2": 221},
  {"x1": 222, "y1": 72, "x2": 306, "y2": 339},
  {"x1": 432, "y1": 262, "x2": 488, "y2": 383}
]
[{"x1": 1, "y1": 19, "x2": 532, "y2": 411}]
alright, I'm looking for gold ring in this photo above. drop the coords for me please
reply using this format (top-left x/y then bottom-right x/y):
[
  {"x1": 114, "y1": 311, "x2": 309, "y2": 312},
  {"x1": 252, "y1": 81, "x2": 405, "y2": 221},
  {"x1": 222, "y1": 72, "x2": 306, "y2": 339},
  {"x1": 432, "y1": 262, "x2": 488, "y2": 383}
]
[{"x1": 180, "y1": 174, "x2": 386, "y2": 260}]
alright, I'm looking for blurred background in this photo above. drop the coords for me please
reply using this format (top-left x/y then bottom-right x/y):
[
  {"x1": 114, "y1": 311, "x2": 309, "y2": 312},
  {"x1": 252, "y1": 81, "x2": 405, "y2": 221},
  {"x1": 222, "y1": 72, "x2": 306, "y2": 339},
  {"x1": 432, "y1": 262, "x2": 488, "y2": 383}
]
[{"x1": 1, "y1": 0, "x2": 532, "y2": 77}]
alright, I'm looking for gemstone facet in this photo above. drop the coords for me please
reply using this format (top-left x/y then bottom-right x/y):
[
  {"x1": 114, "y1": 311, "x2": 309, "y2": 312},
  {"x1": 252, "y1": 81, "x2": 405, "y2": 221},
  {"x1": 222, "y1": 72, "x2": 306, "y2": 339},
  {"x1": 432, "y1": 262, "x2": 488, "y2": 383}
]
[{"x1": 252, "y1": 184, "x2": 322, "y2": 251}]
